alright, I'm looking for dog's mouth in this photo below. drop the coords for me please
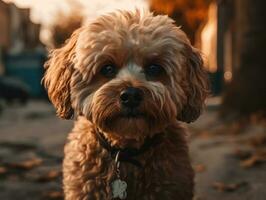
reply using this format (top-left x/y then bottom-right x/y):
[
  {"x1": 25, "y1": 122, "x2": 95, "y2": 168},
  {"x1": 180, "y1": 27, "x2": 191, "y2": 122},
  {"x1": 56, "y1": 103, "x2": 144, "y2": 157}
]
[{"x1": 119, "y1": 108, "x2": 145, "y2": 118}]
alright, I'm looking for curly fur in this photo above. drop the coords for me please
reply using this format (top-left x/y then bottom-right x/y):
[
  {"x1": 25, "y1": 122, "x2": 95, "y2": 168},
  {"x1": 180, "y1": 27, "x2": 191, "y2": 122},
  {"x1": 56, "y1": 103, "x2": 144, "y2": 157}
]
[{"x1": 43, "y1": 9, "x2": 209, "y2": 200}]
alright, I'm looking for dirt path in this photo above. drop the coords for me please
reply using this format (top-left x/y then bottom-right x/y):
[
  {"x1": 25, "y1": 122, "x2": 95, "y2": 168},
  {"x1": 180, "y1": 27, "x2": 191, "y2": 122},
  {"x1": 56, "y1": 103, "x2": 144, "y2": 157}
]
[{"x1": 0, "y1": 100, "x2": 265, "y2": 200}]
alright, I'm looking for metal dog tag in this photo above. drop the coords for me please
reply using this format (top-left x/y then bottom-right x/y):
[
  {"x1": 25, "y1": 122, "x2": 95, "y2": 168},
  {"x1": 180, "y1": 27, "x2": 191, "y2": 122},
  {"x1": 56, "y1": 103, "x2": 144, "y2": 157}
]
[{"x1": 111, "y1": 179, "x2": 127, "y2": 199}]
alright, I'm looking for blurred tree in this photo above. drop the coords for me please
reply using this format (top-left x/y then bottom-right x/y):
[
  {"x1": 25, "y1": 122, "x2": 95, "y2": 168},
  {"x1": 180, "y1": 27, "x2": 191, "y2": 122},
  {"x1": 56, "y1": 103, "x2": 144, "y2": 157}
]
[
  {"x1": 150, "y1": 0, "x2": 212, "y2": 44},
  {"x1": 222, "y1": 0, "x2": 266, "y2": 117},
  {"x1": 49, "y1": 0, "x2": 84, "y2": 48},
  {"x1": 50, "y1": 12, "x2": 82, "y2": 48}
]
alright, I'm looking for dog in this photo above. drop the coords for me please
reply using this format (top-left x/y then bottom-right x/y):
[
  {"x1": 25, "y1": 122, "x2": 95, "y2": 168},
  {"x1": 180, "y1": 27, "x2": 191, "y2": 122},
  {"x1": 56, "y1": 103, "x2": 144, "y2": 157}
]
[{"x1": 43, "y1": 9, "x2": 209, "y2": 200}]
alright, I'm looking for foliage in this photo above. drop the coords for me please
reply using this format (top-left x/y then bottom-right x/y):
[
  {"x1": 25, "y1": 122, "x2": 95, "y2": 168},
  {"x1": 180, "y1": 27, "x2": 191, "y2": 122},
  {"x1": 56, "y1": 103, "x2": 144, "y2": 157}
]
[
  {"x1": 150, "y1": 0, "x2": 213, "y2": 43},
  {"x1": 50, "y1": 12, "x2": 82, "y2": 48}
]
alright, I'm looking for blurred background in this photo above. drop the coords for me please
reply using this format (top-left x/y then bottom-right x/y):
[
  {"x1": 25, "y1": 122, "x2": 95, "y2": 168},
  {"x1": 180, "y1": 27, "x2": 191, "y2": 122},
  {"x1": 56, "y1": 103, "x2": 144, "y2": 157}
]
[{"x1": 0, "y1": 0, "x2": 265, "y2": 199}]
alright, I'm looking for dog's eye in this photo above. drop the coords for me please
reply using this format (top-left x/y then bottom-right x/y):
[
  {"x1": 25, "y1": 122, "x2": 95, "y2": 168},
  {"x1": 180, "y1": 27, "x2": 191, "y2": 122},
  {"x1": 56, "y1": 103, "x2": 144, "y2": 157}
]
[
  {"x1": 100, "y1": 65, "x2": 117, "y2": 78},
  {"x1": 144, "y1": 64, "x2": 164, "y2": 78}
]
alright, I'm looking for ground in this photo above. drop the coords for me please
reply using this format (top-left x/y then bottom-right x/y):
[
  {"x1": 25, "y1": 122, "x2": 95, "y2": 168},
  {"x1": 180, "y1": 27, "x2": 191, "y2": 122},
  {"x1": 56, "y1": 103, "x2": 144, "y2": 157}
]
[{"x1": 0, "y1": 100, "x2": 265, "y2": 200}]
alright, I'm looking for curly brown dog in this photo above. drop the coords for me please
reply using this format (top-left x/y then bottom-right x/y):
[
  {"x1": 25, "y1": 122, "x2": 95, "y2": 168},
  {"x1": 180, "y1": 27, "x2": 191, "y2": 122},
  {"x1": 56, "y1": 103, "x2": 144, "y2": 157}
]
[{"x1": 43, "y1": 9, "x2": 209, "y2": 200}]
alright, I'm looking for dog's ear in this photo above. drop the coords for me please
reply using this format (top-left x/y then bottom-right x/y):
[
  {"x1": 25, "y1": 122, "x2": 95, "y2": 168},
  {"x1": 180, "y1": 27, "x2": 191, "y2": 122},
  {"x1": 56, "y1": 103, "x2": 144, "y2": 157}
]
[
  {"x1": 177, "y1": 46, "x2": 209, "y2": 123},
  {"x1": 43, "y1": 29, "x2": 80, "y2": 119}
]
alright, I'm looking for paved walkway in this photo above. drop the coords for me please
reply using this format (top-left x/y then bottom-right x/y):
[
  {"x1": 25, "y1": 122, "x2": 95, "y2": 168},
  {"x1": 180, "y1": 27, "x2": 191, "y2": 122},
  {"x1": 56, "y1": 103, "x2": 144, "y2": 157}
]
[
  {"x1": 190, "y1": 104, "x2": 266, "y2": 200},
  {"x1": 0, "y1": 100, "x2": 265, "y2": 200}
]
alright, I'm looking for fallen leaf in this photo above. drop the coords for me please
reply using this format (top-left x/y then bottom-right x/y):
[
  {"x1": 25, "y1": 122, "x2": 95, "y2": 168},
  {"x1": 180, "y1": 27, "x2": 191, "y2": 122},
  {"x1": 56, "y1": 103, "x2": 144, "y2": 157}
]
[
  {"x1": 0, "y1": 166, "x2": 7, "y2": 174},
  {"x1": 240, "y1": 150, "x2": 266, "y2": 168},
  {"x1": 194, "y1": 164, "x2": 206, "y2": 173},
  {"x1": 44, "y1": 191, "x2": 64, "y2": 199},
  {"x1": 7, "y1": 158, "x2": 43, "y2": 170},
  {"x1": 212, "y1": 181, "x2": 247, "y2": 192},
  {"x1": 35, "y1": 170, "x2": 61, "y2": 182},
  {"x1": 197, "y1": 131, "x2": 211, "y2": 139}
]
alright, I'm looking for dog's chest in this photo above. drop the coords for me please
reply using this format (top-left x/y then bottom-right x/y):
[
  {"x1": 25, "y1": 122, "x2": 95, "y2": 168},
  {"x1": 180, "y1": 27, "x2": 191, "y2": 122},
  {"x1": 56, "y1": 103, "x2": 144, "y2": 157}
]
[{"x1": 110, "y1": 161, "x2": 149, "y2": 200}]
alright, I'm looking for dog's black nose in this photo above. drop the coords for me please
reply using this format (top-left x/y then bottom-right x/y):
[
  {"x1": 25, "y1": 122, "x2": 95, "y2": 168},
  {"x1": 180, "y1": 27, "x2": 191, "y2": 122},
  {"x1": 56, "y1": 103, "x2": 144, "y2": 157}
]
[{"x1": 120, "y1": 87, "x2": 143, "y2": 108}]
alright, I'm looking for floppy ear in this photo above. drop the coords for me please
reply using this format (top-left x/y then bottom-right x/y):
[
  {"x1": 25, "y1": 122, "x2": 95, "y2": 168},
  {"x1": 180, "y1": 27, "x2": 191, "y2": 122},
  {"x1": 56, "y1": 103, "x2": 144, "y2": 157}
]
[
  {"x1": 177, "y1": 47, "x2": 209, "y2": 123},
  {"x1": 43, "y1": 29, "x2": 80, "y2": 119}
]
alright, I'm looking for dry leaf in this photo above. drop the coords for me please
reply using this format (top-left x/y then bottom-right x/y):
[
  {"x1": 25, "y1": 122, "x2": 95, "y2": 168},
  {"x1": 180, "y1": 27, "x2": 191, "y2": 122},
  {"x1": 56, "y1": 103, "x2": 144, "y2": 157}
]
[
  {"x1": 36, "y1": 170, "x2": 61, "y2": 182},
  {"x1": 194, "y1": 164, "x2": 206, "y2": 173},
  {"x1": 8, "y1": 158, "x2": 43, "y2": 170},
  {"x1": 197, "y1": 131, "x2": 211, "y2": 139},
  {"x1": 212, "y1": 181, "x2": 247, "y2": 192},
  {"x1": 240, "y1": 150, "x2": 266, "y2": 168},
  {"x1": 0, "y1": 166, "x2": 7, "y2": 174},
  {"x1": 44, "y1": 191, "x2": 63, "y2": 199}
]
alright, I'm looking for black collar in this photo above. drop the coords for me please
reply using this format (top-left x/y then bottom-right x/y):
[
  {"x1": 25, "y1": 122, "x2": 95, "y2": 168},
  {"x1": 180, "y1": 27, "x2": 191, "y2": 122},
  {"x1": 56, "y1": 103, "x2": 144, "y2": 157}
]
[{"x1": 95, "y1": 130, "x2": 162, "y2": 168}]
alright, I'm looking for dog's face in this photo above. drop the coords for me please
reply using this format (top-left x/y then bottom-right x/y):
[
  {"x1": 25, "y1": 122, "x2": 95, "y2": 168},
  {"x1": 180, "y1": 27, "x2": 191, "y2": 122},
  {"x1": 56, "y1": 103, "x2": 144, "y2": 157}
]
[{"x1": 43, "y1": 10, "x2": 209, "y2": 140}]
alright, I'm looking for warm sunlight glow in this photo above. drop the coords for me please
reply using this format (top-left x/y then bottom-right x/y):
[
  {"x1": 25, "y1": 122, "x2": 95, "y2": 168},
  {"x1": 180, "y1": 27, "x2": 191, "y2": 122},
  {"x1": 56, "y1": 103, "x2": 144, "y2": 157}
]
[
  {"x1": 200, "y1": 3, "x2": 217, "y2": 73},
  {"x1": 78, "y1": 0, "x2": 149, "y2": 23},
  {"x1": 3, "y1": 0, "x2": 149, "y2": 25},
  {"x1": 3, "y1": 0, "x2": 72, "y2": 25},
  {"x1": 3, "y1": 0, "x2": 149, "y2": 46}
]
